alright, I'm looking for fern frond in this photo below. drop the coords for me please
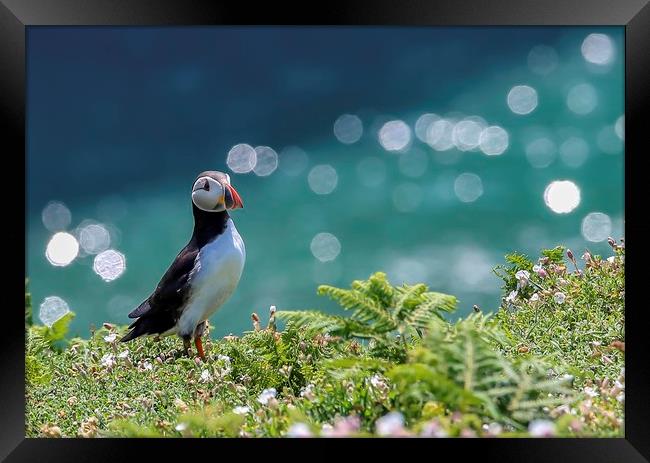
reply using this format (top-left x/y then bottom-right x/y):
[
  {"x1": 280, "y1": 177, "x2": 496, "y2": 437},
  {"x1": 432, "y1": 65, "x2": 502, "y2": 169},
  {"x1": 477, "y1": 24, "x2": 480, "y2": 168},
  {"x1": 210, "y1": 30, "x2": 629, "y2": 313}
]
[{"x1": 317, "y1": 285, "x2": 396, "y2": 333}]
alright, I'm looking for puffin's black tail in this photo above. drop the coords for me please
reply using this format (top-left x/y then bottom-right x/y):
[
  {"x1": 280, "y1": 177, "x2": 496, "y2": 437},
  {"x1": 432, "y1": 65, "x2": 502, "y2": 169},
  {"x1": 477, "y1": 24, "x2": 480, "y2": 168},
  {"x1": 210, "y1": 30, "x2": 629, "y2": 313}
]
[{"x1": 120, "y1": 318, "x2": 146, "y2": 342}]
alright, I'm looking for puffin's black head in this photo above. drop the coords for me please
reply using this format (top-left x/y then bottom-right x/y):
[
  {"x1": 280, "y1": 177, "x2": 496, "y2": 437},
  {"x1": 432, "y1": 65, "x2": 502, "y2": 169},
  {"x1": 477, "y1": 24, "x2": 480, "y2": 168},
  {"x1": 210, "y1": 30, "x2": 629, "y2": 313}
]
[{"x1": 191, "y1": 171, "x2": 244, "y2": 212}]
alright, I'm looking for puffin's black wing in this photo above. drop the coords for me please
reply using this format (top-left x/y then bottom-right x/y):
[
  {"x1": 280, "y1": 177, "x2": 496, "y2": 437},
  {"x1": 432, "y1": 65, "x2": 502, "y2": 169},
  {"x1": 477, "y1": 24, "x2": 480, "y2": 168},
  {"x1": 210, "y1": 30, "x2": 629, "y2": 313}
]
[{"x1": 120, "y1": 244, "x2": 199, "y2": 342}]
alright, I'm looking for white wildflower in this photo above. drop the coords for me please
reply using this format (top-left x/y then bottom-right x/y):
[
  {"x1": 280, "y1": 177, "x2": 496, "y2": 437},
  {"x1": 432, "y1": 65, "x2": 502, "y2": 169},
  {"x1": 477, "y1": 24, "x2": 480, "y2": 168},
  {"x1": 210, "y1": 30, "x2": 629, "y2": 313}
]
[
  {"x1": 530, "y1": 293, "x2": 540, "y2": 302},
  {"x1": 515, "y1": 270, "x2": 530, "y2": 289},
  {"x1": 532, "y1": 264, "x2": 542, "y2": 272},
  {"x1": 616, "y1": 392, "x2": 625, "y2": 403},
  {"x1": 233, "y1": 406, "x2": 250, "y2": 415},
  {"x1": 143, "y1": 361, "x2": 153, "y2": 371},
  {"x1": 506, "y1": 290, "x2": 518, "y2": 303},
  {"x1": 528, "y1": 419, "x2": 555, "y2": 437},
  {"x1": 257, "y1": 388, "x2": 277, "y2": 405},
  {"x1": 117, "y1": 350, "x2": 129, "y2": 359},
  {"x1": 553, "y1": 292, "x2": 566, "y2": 304},
  {"x1": 100, "y1": 353, "x2": 115, "y2": 368},
  {"x1": 583, "y1": 386, "x2": 599, "y2": 398},
  {"x1": 375, "y1": 411, "x2": 405, "y2": 436},
  {"x1": 300, "y1": 384, "x2": 316, "y2": 400},
  {"x1": 175, "y1": 422, "x2": 188, "y2": 432},
  {"x1": 103, "y1": 333, "x2": 117, "y2": 343},
  {"x1": 217, "y1": 355, "x2": 231, "y2": 364},
  {"x1": 287, "y1": 422, "x2": 313, "y2": 437},
  {"x1": 607, "y1": 256, "x2": 616, "y2": 264},
  {"x1": 199, "y1": 369, "x2": 213, "y2": 383}
]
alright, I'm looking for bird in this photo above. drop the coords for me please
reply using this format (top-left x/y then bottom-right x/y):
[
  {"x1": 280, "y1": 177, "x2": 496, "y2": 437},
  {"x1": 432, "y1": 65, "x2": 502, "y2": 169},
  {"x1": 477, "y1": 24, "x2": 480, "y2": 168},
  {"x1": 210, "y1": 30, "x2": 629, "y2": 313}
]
[{"x1": 120, "y1": 170, "x2": 245, "y2": 360}]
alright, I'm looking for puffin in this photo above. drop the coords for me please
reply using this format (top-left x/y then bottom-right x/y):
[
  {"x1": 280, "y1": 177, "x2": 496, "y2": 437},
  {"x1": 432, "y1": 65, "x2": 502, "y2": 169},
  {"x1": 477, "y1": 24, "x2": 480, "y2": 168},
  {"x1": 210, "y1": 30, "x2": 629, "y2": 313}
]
[{"x1": 120, "y1": 170, "x2": 245, "y2": 360}]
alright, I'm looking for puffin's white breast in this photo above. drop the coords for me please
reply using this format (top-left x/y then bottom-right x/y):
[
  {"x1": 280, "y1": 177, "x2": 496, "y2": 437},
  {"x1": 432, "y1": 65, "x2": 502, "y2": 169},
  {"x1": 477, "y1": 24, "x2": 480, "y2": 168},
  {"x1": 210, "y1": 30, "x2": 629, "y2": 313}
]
[{"x1": 177, "y1": 218, "x2": 245, "y2": 337}]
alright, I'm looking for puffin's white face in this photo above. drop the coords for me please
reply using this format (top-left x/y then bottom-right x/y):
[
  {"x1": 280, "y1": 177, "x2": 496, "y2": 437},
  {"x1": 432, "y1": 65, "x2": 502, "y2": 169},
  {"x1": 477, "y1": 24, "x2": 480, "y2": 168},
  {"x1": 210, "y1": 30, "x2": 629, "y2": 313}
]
[{"x1": 191, "y1": 174, "x2": 243, "y2": 212}]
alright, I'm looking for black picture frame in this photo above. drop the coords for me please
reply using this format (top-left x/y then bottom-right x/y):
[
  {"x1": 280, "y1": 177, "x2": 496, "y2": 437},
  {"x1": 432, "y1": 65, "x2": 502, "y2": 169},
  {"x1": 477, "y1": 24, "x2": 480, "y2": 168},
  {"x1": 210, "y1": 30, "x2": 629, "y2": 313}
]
[{"x1": 3, "y1": 0, "x2": 649, "y2": 461}]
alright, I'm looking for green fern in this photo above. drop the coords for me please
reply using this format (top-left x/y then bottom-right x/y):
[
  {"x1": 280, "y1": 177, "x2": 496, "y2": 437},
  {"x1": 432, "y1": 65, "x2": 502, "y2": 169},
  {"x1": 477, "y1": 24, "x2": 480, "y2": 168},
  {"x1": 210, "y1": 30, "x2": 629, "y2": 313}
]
[{"x1": 278, "y1": 272, "x2": 457, "y2": 349}]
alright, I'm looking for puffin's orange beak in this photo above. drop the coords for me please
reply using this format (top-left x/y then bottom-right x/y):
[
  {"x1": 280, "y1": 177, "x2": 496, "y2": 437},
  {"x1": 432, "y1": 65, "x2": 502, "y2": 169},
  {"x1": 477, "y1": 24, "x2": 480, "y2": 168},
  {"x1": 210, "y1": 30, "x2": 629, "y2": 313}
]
[{"x1": 225, "y1": 184, "x2": 244, "y2": 210}]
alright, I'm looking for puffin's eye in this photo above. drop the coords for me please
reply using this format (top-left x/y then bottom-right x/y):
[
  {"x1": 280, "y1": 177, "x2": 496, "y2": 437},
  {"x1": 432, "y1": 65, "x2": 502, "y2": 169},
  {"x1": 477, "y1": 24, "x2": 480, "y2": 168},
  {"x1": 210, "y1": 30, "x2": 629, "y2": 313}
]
[{"x1": 202, "y1": 179, "x2": 210, "y2": 191}]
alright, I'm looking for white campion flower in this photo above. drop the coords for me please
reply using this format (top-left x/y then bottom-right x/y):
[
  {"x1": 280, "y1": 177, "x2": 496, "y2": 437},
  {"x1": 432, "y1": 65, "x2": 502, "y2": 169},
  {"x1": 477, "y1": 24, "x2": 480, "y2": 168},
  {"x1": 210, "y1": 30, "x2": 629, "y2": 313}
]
[
  {"x1": 532, "y1": 264, "x2": 542, "y2": 272},
  {"x1": 199, "y1": 369, "x2": 213, "y2": 383},
  {"x1": 217, "y1": 355, "x2": 231, "y2": 364},
  {"x1": 175, "y1": 422, "x2": 188, "y2": 432},
  {"x1": 100, "y1": 353, "x2": 115, "y2": 368},
  {"x1": 530, "y1": 293, "x2": 540, "y2": 303},
  {"x1": 515, "y1": 270, "x2": 530, "y2": 289},
  {"x1": 117, "y1": 350, "x2": 129, "y2": 359},
  {"x1": 232, "y1": 406, "x2": 250, "y2": 415},
  {"x1": 506, "y1": 290, "x2": 518, "y2": 303},
  {"x1": 287, "y1": 422, "x2": 313, "y2": 437},
  {"x1": 257, "y1": 388, "x2": 277, "y2": 405},
  {"x1": 300, "y1": 384, "x2": 316, "y2": 400},
  {"x1": 143, "y1": 361, "x2": 153, "y2": 371},
  {"x1": 103, "y1": 333, "x2": 117, "y2": 343},
  {"x1": 553, "y1": 292, "x2": 566, "y2": 304},
  {"x1": 528, "y1": 419, "x2": 556, "y2": 437},
  {"x1": 375, "y1": 411, "x2": 405, "y2": 436},
  {"x1": 583, "y1": 386, "x2": 599, "y2": 398}
]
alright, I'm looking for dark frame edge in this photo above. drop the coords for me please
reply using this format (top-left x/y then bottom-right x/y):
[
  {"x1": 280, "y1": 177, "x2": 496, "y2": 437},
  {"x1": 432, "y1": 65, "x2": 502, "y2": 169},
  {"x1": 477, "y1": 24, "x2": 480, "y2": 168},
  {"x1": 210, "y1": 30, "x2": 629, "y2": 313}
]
[
  {"x1": 625, "y1": 1, "x2": 650, "y2": 460},
  {"x1": 0, "y1": 0, "x2": 26, "y2": 461}
]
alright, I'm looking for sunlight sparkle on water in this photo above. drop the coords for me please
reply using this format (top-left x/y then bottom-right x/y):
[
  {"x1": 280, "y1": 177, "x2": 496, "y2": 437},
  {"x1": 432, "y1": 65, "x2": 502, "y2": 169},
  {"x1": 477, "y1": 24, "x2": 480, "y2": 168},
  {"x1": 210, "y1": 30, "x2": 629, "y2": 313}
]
[
  {"x1": 479, "y1": 126, "x2": 509, "y2": 156},
  {"x1": 227, "y1": 144, "x2": 257, "y2": 173},
  {"x1": 526, "y1": 137, "x2": 557, "y2": 168},
  {"x1": 581, "y1": 212, "x2": 612, "y2": 242},
  {"x1": 581, "y1": 33, "x2": 615, "y2": 66},
  {"x1": 46, "y1": 232, "x2": 79, "y2": 266},
  {"x1": 79, "y1": 223, "x2": 111, "y2": 254},
  {"x1": 414, "y1": 113, "x2": 440, "y2": 142},
  {"x1": 308, "y1": 164, "x2": 338, "y2": 195},
  {"x1": 379, "y1": 120, "x2": 411, "y2": 152},
  {"x1": 454, "y1": 173, "x2": 483, "y2": 203},
  {"x1": 426, "y1": 119, "x2": 455, "y2": 151},
  {"x1": 544, "y1": 180, "x2": 581, "y2": 214},
  {"x1": 507, "y1": 85, "x2": 538, "y2": 115},
  {"x1": 42, "y1": 201, "x2": 71, "y2": 232},
  {"x1": 310, "y1": 232, "x2": 341, "y2": 262},
  {"x1": 39, "y1": 296, "x2": 70, "y2": 327},
  {"x1": 566, "y1": 83, "x2": 597, "y2": 115},
  {"x1": 93, "y1": 249, "x2": 126, "y2": 282},
  {"x1": 333, "y1": 114, "x2": 363, "y2": 144},
  {"x1": 253, "y1": 146, "x2": 279, "y2": 176},
  {"x1": 559, "y1": 137, "x2": 589, "y2": 168}
]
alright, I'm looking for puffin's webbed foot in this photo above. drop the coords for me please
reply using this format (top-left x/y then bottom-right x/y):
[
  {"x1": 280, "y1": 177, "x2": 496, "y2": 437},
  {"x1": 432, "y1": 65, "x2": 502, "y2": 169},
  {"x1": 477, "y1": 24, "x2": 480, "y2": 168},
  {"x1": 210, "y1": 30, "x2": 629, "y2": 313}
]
[
  {"x1": 194, "y1": 321, "x2": 207, "y2": 361},
  {"x1": 183, "y1": 337, "x2": 192, "y2": 357}
]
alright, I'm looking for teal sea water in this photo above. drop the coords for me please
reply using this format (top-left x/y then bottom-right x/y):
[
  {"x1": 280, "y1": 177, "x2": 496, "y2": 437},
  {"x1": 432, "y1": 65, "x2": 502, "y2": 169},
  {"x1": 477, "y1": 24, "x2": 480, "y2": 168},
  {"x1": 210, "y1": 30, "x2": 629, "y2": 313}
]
[{"x1": 26, "y1": 27, "x2": 624, "y2": 338}]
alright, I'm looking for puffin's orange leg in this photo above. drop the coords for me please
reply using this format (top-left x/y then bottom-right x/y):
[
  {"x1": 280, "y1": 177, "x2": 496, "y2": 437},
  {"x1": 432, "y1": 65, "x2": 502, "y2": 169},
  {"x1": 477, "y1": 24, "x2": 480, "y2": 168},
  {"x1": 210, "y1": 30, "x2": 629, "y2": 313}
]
[{"x1": 194, "y1": 336, "x2": 206, "y2": 360}]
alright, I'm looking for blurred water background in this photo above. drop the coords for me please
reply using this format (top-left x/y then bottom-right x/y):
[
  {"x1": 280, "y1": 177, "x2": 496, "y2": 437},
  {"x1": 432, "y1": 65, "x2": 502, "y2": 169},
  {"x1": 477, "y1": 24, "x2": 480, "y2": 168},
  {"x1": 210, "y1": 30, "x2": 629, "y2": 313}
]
[{"x1": 26, "y1": 27, "x2": 624, "y2": 337}]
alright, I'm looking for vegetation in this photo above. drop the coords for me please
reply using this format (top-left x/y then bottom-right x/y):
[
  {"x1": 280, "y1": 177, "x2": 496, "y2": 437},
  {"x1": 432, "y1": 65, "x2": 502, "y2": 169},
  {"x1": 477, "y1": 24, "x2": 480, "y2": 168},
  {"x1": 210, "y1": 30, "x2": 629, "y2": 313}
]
[{"x1": 26, "y1": 241, "x2": 624, "y2": 438}]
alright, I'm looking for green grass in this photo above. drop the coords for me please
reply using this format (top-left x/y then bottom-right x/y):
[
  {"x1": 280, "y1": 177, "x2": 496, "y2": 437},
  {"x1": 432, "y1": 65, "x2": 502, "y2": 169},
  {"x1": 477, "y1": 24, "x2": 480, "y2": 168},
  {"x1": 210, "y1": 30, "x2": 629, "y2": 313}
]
[{"x1": 26, "y1": 242, "x2": 624, "y2": 438}]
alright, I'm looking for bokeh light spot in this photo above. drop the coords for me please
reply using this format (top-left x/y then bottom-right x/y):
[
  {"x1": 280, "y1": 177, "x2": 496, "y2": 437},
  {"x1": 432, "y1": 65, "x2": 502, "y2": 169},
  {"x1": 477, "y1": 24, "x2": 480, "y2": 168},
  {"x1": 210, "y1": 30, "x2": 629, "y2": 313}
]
[
  {"x1": 479, "y1": 126, "x2": 509, "y2": 156},
  {"x1": 544, "y1": 180, "x2": 581, "y2": 214},
  {"x1": 426, "y1": 119, "x2": 455, "y2": 151},
  {"x1": 308, "y1": 164, "x2": 338, "y2": 195},
  {"x1": 253, "y1": 146, "x2": 279, "y2": 176},
  {"x1": 42, "y1": 201, "x2": 71, "y2": 232},
  {"x1": 566, "y1": 83, "x2": 598, "y2": 115},
  {"x1": 526, "y1": 137, "x2": 557, "y2": 168},
  {"x1": 333, "y1": 114, "x2": 363, "y2": 144},
  {"x1": 452, "y1": 119, "x2": 484, "y2": 151},
  {"x1": 79, "y1": 223, "x2": 111, "y2": 254},
  {"x1": 46, "y1": 232, "x2": 79, "y2": 266},
  {"x1": 507, "y1": 85, "x2": 538, "y2": 115},
  {"x1": 39, "y1": 296, "x2": 70, "y2": 327},
  {"x1": 310, "y1": 232, "x2": 341, "y2": 262},
  {"x1": 454, "y1": 173, "x2": 483, "y2": 203},
  {"x1": 226, "y1": 143, "x2": 257, "y2": 173},
  {"x1": 615, "y1": 115, "x2": 624, "y2": 140},
  {"x1": 414, "y1": 113, "x2": 440, "y2": 142},
  {"x1": 93, "y1": 249, "x2": 126, "y2": 282},
  {"x1": 559, "y1": 137, "x2": 589, "y2": 168},
  {"x1": 581, "y1": 33, "x2": 615, "y2": 65},
  {"x1": 581, "y1": 212, "x2": 612, "y2": 242},
  {"x1": 379, "y1": 120, "x2": 411, "y2": 152}
]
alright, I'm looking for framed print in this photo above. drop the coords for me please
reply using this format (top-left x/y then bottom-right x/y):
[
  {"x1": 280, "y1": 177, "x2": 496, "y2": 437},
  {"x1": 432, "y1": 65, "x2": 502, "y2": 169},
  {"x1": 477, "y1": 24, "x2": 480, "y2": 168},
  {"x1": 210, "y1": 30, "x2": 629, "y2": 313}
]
[{"x1": 2, "y1": 0, "x2": 649, "y2": 461}]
